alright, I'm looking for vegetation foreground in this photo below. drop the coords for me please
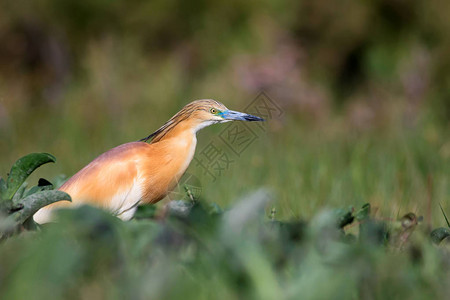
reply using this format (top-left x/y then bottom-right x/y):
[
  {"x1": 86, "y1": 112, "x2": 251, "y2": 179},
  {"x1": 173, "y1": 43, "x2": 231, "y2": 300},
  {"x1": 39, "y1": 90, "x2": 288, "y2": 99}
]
[
  {"x1": 0, "y1": 153, "x2": 449, "y2": 300},
  {"x1": 1, "y1": 1, "x2": 450, "y2": 299}
]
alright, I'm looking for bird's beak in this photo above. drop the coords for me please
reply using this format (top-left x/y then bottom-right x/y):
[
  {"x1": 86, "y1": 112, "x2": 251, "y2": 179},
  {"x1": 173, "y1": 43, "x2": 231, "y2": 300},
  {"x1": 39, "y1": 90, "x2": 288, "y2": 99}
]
[{"x1": 221, "y1": 110, "x2": 264, "y2": 122}]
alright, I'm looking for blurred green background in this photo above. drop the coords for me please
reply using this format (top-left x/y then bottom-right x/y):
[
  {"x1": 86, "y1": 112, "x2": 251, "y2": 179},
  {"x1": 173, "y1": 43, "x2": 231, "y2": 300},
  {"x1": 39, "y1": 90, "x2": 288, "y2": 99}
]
[
  {"x1": 1, "y1": 1, "x2": 450, "y2": 300},
  {"x1": 0, "y1": 0, "x2": 449, "y2": 222}
]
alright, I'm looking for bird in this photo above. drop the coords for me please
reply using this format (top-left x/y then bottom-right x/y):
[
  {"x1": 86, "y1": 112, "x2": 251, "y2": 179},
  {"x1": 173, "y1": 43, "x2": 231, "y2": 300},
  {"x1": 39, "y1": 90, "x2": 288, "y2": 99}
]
[{"x1": 33, "y1": 99, "x2": 264, "y2": 223}]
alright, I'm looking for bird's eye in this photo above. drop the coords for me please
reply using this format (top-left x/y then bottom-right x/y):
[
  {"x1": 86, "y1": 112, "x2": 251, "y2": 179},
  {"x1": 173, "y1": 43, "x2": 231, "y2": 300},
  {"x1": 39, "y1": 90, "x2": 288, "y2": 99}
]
[{"x1": 210, "y1": 108, "x2": 217, "y2": 114}]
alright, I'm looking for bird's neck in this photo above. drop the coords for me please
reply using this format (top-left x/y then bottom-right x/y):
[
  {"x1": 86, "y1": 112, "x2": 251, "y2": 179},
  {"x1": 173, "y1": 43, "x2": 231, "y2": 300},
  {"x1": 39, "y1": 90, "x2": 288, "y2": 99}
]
[
  {"x1": 160, "y1": 120, "x2": 196, "y2": 140},
  {"x1": 158, "y1": 123, "x2": 198, "y2": 183},
  {"x1": 139, "y1": 124, "x2": 199, "y2": 204},
  {"x1": 149, "y1": 118, "x2": 204, "y2": 143}
]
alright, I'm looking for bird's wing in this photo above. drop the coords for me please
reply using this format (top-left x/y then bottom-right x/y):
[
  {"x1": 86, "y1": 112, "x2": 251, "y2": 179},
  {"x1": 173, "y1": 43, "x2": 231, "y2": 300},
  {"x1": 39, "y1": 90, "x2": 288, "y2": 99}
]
[
  {"x1": 60, "y1": 143, "x2": 148, "y2": 213},
  {"x1": 34, "y1": 142, "x2": 149, "y2": 223}
]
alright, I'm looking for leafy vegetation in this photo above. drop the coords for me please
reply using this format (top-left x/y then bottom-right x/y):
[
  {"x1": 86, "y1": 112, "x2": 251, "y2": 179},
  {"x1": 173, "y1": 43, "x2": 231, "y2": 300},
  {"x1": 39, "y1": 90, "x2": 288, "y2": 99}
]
[
  {"x1": 0, "y1": 0, "x2": 449, "y2": 298},
  {"x1": 0, "y1": 178, "x2": 449, "y2": 299},
  {"x1": 0, "y1": 153, "x2": 70, "y2": 239},
  {"x1": 0, "y1": 153, "x2": 448, "y2": 299}
]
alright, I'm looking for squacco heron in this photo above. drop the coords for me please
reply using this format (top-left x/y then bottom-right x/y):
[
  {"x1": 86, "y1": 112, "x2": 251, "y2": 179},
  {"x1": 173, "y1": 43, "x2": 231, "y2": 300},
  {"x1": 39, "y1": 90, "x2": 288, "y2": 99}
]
[{"x1": 33, "y1": 99, "x2": 264, "y2": 223}]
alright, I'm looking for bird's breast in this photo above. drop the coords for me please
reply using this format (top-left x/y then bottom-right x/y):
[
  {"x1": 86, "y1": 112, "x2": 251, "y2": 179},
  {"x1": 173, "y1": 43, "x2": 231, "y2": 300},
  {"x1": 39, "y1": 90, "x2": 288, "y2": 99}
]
[{"x1": 140, "y1": 134, "x2": 197, "y2": 203}]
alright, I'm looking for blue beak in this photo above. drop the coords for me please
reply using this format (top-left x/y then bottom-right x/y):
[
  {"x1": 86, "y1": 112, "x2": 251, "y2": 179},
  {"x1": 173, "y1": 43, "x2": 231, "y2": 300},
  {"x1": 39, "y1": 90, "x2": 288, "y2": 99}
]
[{"x1": 221, "y1": 110, "x2": 264, "y2": 122}]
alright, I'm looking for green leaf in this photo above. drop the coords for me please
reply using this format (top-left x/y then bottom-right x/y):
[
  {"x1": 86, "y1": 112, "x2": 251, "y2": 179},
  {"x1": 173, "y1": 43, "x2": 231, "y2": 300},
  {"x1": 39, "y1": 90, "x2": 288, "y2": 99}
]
[
  {"x1": 23, "y1": 180, "x2": 53, "y2": 199},
  {"x1": 430, "y1": 227, "x2": 450, "y2": 245},
  {"x1": 0, "y1": 177, "x2": 6, "y2": 199},
  {"x1": 7, "y1": 190, "x2": 70, "y2": 225},
  {"x1": 334, "y1": 206, "x2": 354, "y2": 228},
  {"x1": 134, "y1": 204, "x2": 157, "y2": 219},
  {"x1": 355, "y1": 203, "x2": 371, "y2": 221},
  {"x1": 4, "y1": 153, "x2": 56, "y2": 200},
  {"x1": 11, "y1": 182, "x2": 27, "y2": 204},
  {"x1": 23, "y1": 186, "x2": 43, "y2": 198}
]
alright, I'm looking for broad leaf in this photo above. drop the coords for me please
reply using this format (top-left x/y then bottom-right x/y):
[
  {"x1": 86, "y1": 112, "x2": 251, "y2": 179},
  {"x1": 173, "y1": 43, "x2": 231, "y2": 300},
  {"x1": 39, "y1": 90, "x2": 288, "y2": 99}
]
[
  {"x1": 334, "y1": 206, "x2": 354, "y2": 228},
  {"x1": 7, "y1": 190, "x2": 70, "y2": 225},
  {"x1": 11, "y1": 182, "x2": 27, "y2": 204},
  {"x1": 4, "y1": 153, "x2": 56, "y2": 200},
  {"x1": 355, "y1": 203, "x2": 371, "y2": 221},
  {"x1": 430, "y1": 227, "x2": 450, "y2": 245},
  {"x1": 0, "y1": 177, "x2": 6, "y2": 199},
  {"x1": 23, "y1": 179, "x2": 54, "y2": 198},
  {"x1": 134, "y1": 204, "x2": 157, "y2": 219}
]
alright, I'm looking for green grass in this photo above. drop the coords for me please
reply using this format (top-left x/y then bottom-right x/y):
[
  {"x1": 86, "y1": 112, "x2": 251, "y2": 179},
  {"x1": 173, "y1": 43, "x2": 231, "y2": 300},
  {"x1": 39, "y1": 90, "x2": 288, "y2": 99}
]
[
  {"x1": 1, "y1": 104, "x2": 449, "y2": 299},
  {"x1": 191, "y1": 116, "x2": 449, "y2": 225},
  {"x1": 0, "y1": 194, "x2": 449, "y2": 300},
  {"x1": 2, "y1": 100, "x2": 448, "y2": 224},
  {"x1": 1, "y1": 1, "x2": 450, "y2": 298}
]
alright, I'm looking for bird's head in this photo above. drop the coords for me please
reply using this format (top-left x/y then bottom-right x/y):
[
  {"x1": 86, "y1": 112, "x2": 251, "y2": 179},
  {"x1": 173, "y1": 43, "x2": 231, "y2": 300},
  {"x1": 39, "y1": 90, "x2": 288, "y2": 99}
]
[
  {"x1": 185, "y1": 99, "x2": 264, "y2": 131},
  {"x1": 141, "y1": 99, "x2": 264, "y2": 143}
]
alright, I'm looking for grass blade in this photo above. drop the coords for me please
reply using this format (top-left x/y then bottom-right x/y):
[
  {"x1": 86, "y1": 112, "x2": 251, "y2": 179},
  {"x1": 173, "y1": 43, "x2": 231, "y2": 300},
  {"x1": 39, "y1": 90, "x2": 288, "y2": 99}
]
[{"x1": 439, "y1": 203, "x2": 450, "y2": 228}]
